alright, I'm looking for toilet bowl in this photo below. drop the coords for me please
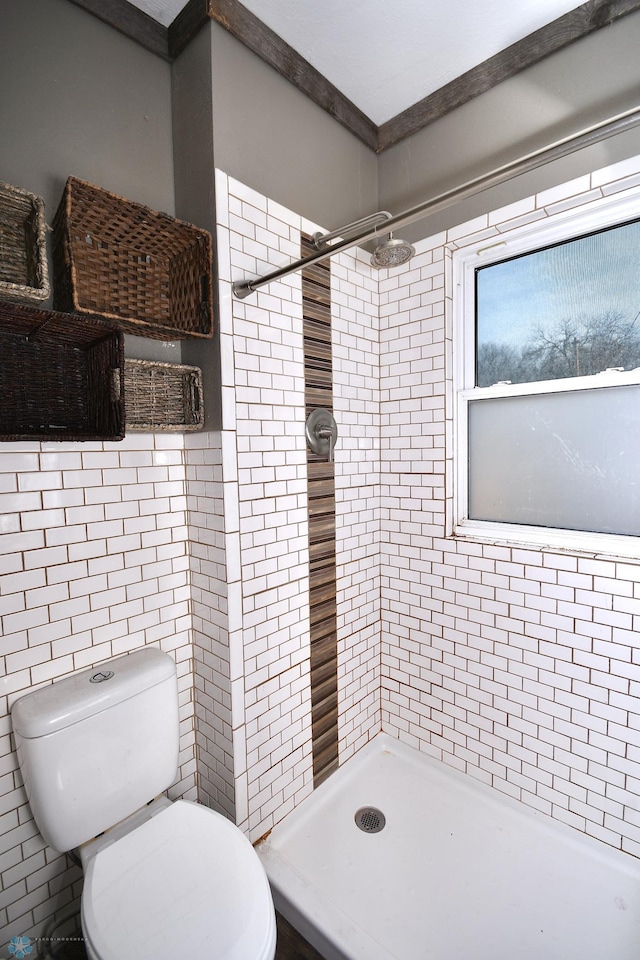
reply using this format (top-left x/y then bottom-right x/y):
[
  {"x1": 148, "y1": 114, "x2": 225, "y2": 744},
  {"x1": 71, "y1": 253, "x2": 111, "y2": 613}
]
[
  {"x1": 11, "y1": 648, "x2": 277, "y2": 960},
  {"x1": 81, "y1": 799, "x2": 276, "y2": 960}
]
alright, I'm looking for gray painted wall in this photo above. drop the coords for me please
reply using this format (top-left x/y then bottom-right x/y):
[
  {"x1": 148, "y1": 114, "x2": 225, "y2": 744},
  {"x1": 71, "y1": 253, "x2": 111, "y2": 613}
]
[
  {"x1": 208, "y1": 22, "x2": 379, "y2": 232},
  {"x1": 172, "y1": 25, "x2": 221, "y2": 426},
  {"x1": 0, "y1": 0, "x2": 174, "y2": 217},
  {"x1": 378, "y1": 11, "x2": 640, "y2": 242},
  {"x1": 0, "y1": 0, "x2": 177, "y2": 361}
]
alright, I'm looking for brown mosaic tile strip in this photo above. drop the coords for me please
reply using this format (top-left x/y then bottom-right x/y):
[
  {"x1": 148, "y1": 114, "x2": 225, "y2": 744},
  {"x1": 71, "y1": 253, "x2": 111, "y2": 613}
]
[
  {"x1": 303, "y1": 284, "x2": 331, "y2": 310},
  {"x1": 304, "y1": 338, "x2": 333, "y2": 369},
  {"x1": 309, "y1": 537, "x2": 335, "y2": 564},
  {"x1": 308, "y1": 469, "x2": 334, "y2": 491},
  {"x1": 306, "y1": 388, "x2": 333, "y2": 413},
  {"x1": 310, "y1": 617, "x2": 336, "y2": 648},
  {"x1": 303, "y1": 301, "x2": 332, "y2": 326},
  {"x1": 305, "y1": 370, "x2": 332, "y2": 392},
  {"x1": 312, "y1": 732, "x2": 339, "y2": 784},
  {"x1": 308, "y1": 502, "x2": 336, "y2": 529},
  {"x1": 303, "y1": 258, "x2": 331, "y2": 282},
  {"x1": 302, "y1": 233, "x2": 338, "y2": 788},
  {"x1": 309, "y1": 569, "x2": 336, "y2": 606},
  {"x1": 312, "y1": 696, "x2": 339, "y2": 751}
]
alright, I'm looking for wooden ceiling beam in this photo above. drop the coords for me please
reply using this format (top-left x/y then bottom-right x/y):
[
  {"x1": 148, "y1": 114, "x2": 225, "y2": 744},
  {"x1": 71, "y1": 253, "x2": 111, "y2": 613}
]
[
  {"x1": 68, "y1": 0, "x2": 170, "y2": 60},
  {"x1": 377, "y1": 0, "x2": 640, "y2": 152},
  {"x1": 67, "y1": 0, "x2": 640, "y2": 154}
]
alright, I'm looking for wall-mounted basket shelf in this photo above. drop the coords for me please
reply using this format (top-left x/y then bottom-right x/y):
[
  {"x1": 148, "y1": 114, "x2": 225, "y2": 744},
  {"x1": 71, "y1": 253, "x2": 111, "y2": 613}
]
[
  {"x1": 52, "y1": 177, "x2": 214, "y2": 341},
  {"x1": 0, "y1": 299, "x2": 124, "y2": 442},
  {"x1": 124, "y1": 358, "x2": 204, "y2": 432},
  {"x1": 0, "y1": 181, "x2": 50, "y2": 305}
]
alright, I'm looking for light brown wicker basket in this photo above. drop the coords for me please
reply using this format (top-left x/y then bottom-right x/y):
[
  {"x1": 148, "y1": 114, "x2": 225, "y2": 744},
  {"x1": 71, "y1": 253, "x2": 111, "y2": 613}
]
[
  {"x1": 52, "y1": 177, "x2": 213, "y2": 341},
  {"x1": 124, "y1": 358, "x2": 204, "y2": 432},
  {"x1": 0, "y1": 182, "x2": 50, "y2": 304}
]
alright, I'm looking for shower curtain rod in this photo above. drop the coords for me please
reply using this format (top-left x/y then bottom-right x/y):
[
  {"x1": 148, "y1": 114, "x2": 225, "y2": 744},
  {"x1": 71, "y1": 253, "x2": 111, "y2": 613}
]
[{"x1": 232, "y1": 105, "x2": 640, "y2": 299}]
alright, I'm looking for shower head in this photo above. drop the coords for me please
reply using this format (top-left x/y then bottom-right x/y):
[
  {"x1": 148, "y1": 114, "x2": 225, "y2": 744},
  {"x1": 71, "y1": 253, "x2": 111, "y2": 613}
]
[{"x1": 370, "y1": 232, "x2": 415, "y2": 269}]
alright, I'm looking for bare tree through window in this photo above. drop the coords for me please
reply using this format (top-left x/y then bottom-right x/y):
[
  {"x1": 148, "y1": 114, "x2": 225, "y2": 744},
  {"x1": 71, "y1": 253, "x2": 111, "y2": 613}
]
[{"x1": 477, "y1": 311, "x2": 640, "y2": 385}]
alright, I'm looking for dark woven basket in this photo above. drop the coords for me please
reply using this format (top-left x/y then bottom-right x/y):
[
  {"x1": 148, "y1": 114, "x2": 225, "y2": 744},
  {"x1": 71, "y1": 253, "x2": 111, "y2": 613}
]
[
  {"x1": 0, "y1": 182, "x2": 50, "y2": 304},
  {"x1": 124, "y1": 359, "x2": 203, "y2": 432},
  {"x1": 52, "y1": 177, "x2": 213, "y2": 341},
  {"x1": 0, "y1": 299, "x2": 124, "y2": 441}
]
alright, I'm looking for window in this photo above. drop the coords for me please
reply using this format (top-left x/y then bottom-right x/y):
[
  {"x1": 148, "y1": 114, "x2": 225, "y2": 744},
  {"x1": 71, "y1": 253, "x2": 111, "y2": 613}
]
[{"x1": 453, "y1": 192, "x2": 640, "y2": 555}]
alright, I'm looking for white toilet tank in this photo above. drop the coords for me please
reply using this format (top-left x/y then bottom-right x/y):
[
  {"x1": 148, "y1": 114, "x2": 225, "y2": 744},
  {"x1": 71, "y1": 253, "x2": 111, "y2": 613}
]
[{"x1": 11, "y1": 648, "x2": 180, "y2": 853}]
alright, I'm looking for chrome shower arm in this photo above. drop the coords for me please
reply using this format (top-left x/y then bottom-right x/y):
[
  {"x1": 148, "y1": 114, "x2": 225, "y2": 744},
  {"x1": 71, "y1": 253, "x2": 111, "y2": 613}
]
[
  {"x1": 311, "y1": 211, "x2": 392, "y2": 249},
  {"x1": 234, "y1": 228, "x2": 375, "y2": 297}
]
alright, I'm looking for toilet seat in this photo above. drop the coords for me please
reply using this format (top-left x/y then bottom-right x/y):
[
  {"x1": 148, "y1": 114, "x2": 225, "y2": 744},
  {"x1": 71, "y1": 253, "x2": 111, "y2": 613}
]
[{"x1": 81, "y1": 800, "x2": 276, "y2": 960}]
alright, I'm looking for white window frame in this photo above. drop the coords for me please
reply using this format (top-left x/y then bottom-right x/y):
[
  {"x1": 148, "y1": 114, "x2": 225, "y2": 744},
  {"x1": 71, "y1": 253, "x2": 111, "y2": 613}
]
[{"x1": 452, "y1": 187, "x2": 640, "y2": 558}]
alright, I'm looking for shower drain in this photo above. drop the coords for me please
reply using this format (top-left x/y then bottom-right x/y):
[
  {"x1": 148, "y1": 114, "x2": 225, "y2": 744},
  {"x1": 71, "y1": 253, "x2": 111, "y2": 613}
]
[{"x1": 354, "y1": 806, "x2": 386, "y2": 834}]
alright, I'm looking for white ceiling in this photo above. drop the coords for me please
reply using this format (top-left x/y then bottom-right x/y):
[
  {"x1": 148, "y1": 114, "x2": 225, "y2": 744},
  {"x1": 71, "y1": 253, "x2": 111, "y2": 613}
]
[{"x1": 129, "y1": 0, "x2": 583, "y2": 125}]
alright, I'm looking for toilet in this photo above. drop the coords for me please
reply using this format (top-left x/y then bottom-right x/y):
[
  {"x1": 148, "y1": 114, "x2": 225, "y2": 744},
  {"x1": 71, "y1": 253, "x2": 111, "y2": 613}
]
[{"x1": 11, "y1": 648, "x2": 277, "y2": 960}]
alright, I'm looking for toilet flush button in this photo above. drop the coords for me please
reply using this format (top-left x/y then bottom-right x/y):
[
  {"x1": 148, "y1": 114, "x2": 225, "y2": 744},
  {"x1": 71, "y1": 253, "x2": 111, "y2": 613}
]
[{"x1": 90, "y1": 670, "x2": 114, "y2": 683}]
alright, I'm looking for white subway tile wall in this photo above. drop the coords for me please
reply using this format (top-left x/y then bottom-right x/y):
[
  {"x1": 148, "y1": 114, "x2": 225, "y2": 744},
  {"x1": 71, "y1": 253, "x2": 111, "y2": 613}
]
[
  {"x1": 222, "y1": 177, "x2": 315, "y2": 841},
  {"x1": 4, "y1": 153, "x2": 640, "y2": 942},
  {"x1": 332, "y1": 252, "x2": 382, "y2": 763},
  {"x1": 0, "y1": 435, "x2": 195, "y2": 940},
  {"x1": 380, "y1": 155, "x2": 640, "y2": 858},
  {"x1": 185, "y1": 429, "x2": 235, "y2": 817}
]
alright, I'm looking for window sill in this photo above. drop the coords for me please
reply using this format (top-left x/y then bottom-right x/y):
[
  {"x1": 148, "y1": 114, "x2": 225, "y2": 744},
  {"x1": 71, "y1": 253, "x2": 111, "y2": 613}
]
[{"x1": 453, "y1": 520, "x2": 640, "y2": 561}]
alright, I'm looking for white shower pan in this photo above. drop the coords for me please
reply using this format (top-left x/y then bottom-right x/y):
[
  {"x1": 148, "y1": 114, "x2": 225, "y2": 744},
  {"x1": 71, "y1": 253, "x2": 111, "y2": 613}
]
[{"x1": 258, "y1": 733, "x2": 640, "y2": 960}]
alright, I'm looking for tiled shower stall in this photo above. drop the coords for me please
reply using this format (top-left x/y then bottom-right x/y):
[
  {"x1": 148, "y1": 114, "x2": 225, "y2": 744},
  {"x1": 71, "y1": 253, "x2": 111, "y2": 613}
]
[{"x1": 2, "y1": 152, "x2": 640, "y2": 938}]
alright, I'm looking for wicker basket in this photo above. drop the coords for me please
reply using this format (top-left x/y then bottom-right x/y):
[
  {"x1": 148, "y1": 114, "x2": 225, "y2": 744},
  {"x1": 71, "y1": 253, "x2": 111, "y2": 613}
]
[
  {"x1": 124, "y1": 359, "x2": 203, "y2": 432},
  {"x1": 0, "y1": 182, "x2": 50, "y2": 304},
  {"x1": 52, "y1": 177, "x2": 213, "y2": 341},
  {"x1": 0, "y1": 299, "x2": 124, "y2": 441}
]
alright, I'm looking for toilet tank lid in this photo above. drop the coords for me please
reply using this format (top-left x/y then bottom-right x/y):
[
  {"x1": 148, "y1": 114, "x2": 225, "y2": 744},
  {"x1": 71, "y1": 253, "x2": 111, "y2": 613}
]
[{"x1": 11, "y1": 649, "x2": 176, "y2": 739}]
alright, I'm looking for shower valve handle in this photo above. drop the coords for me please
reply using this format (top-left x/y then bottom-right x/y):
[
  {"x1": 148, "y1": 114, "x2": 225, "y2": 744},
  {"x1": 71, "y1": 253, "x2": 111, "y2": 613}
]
[
  {"x1": 318, "y1": 426, "x2": 335, "y2": 463},
  {"x1": 305, "y1": 409, "x2": 338, "y2": 463}
]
